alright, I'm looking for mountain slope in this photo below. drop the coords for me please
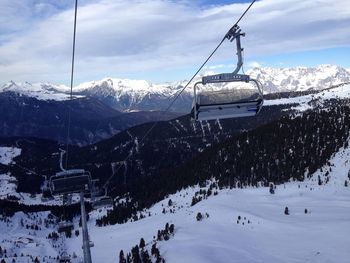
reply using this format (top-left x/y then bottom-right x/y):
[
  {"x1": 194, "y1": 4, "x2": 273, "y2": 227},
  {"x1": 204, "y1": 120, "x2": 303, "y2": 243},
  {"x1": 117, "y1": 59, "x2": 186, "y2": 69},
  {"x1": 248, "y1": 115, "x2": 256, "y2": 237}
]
[{"x1": 0, "y1": 92, "x2": 179, "y2": 145}]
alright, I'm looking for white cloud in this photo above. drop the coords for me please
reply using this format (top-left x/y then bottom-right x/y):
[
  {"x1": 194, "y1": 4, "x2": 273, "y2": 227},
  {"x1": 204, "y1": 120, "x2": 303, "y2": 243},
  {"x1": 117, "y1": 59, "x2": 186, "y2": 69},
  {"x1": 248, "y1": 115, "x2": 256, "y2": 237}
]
[
  {"x1": 248, "y1": 61, "x2": 261, "y2": 68},
  {"x1": 0, "y1": 0, "x2": 349, "y2": 84}
]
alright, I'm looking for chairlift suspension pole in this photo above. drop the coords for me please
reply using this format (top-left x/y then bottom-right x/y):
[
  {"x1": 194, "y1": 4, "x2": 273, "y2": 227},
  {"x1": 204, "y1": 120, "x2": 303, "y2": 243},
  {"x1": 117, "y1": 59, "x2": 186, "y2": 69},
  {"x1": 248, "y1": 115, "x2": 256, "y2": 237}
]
[
  {"x1": 65, "y1": 0, "x2": 78, "y2": 169},
  {"x1": 80, "y1": 191, "x2": 93, "y2": 263}
]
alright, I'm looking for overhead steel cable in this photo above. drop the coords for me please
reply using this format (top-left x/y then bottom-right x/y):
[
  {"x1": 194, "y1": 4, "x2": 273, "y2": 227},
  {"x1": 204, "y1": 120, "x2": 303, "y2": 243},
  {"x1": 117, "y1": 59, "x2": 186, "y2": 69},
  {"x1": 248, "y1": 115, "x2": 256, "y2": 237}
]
[
  {"x1": 65, "y1": 0, "x2": 78, "y2": 169},
  {"x1": 103, "y1": 0, "x2": 258, "y2": 191}
]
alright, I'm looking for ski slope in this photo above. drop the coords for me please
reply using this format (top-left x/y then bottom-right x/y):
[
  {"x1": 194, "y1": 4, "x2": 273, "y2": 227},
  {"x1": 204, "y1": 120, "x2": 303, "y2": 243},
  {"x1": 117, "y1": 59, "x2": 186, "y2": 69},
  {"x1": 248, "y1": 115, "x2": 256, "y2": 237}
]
[{"x1": 64, "y1": 142, "x2": 350, "y2": 263}]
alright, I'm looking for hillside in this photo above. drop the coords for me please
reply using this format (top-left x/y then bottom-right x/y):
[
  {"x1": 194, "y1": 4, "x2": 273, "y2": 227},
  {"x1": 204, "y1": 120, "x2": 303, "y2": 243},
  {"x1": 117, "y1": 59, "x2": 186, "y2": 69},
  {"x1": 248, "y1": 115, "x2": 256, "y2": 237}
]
[
  {"x1": 0, "y1": 83, "x2": 349, "y2": 263},
  {"x1": 0, "y1": 137, "x2": 349, "y2": 262}
]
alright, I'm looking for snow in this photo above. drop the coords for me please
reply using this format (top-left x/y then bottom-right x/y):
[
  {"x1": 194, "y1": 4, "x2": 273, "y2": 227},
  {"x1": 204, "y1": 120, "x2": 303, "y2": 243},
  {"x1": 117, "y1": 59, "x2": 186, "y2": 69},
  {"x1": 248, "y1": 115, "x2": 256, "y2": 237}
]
[
  {"x1": 0, "y1": 146, "x2": 21, "y2": 165},
  {"x1": 0, "y1": 173, "x2": 17, "y2": 197},
  {"x1": 0, "y1": 81, "x2": 83, "y2": 101},
  {"x1": 248, "y1": 64, "x2": 350, "y2": 93},
  {"x1": 265, "y1": 83, "x2": 350, "y2": 112}
]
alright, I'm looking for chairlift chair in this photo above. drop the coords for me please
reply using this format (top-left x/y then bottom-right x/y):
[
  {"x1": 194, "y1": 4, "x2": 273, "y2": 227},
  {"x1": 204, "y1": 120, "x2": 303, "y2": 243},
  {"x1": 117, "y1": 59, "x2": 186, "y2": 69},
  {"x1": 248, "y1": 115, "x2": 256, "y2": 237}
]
[
  {"x1": 50, "y1": 169, "x2": 92, "y2": 196},
  {"x1": 58, "y1": 221, "x2": 74, "y2": 233},
  {"x1": 90, "y1": 179, "x2": 113, "y2": 209},
  {"x1": 192, "y1": 74, "x2": 263, "y2": 121},
  {"x1": 191, "y1": 25, "x2": 264, "y2": 121},
  {"x1": 59, "y1": 252, "x2": 71, "y2": 263},
  {"x1": 92, "y1": 195, "x2": 113, "y2": 209}
]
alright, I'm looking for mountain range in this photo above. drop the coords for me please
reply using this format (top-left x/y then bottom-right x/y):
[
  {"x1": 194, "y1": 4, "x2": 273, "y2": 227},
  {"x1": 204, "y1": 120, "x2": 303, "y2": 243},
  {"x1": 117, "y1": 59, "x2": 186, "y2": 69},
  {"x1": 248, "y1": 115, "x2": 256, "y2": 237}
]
[{"x1": 1, "y1": 64, "x2": 350, "y2": 113}]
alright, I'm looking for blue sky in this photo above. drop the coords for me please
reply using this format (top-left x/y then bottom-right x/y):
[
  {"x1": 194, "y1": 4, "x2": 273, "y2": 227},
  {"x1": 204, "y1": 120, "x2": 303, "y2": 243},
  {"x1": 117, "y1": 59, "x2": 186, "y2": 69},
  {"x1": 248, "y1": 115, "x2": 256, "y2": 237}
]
[{"x1": 0, "y1": 0, "x2": 349, "y2": 85}]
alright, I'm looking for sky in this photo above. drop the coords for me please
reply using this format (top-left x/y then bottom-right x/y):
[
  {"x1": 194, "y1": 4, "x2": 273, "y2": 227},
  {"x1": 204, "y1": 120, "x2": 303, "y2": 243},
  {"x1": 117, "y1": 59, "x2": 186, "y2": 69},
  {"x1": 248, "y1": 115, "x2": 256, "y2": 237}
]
[{"x1": 0, "y1": 0, "x2": 349, "y2": 85}]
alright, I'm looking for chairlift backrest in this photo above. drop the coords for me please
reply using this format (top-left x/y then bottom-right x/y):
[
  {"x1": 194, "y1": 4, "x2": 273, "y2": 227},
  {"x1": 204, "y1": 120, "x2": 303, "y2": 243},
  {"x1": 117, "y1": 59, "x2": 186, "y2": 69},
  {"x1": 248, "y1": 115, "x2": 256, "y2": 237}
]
[
  {"x1": 50, "y1": 169, "x2": 92, "y2": 196},
  {"x1": 92, "y1": 196, "x2": 113, "y2": 209},
  {"x1": 58, "y1": 221, "x2": 74, "y2": 233},
  {"x1": 192, "y1": 73, "x2": 263, "y2": 121}
]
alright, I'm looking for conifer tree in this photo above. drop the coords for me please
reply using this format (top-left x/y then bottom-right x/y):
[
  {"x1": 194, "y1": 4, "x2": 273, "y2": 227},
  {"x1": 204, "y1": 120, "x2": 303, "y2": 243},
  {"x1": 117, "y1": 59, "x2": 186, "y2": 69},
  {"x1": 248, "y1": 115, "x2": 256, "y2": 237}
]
[
  {"x1": 139, "y1": 238, "x2": 145, "y2": 249},
  {"x1": 119, "y1": 250, "x2": 126, "y2": 263},
  {"x1": 284, "y1": 207, "x2": 289, "y2": 215}
]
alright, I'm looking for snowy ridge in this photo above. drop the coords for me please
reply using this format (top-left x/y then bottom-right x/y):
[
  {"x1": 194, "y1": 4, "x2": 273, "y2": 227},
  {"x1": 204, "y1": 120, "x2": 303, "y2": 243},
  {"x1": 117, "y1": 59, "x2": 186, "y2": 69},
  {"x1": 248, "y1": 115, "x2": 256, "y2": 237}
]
[
  {"x1": 265, "y1": 83, "x2": 350, "y2": 112},
  {"x1": 248, "y1": 64, "x2": 350, "y2": 92},
  {"x1": 0, "y1": 81, "x2": 81, "y2": 101},
  {"x1": 1, "y1": 65, "x2": 350, "y2": 108}
]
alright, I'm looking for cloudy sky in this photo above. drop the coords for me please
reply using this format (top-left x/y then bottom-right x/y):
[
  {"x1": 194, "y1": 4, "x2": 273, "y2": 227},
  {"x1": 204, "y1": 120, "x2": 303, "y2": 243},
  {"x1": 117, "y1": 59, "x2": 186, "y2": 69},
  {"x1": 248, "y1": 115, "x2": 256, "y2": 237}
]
[{"x1": 0, "y1": 0, "x2": 349, "y2": 85}]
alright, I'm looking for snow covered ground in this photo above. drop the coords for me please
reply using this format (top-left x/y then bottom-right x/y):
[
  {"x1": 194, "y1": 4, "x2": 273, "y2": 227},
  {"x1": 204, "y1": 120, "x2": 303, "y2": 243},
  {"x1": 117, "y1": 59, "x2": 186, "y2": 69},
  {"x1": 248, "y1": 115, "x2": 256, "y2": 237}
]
[
  {"x1": 0, "y1": 147, "x2": 21, "y2": 165},
  {"x1": 63, "y1": 142, "x2": 350, "y2": 263}
]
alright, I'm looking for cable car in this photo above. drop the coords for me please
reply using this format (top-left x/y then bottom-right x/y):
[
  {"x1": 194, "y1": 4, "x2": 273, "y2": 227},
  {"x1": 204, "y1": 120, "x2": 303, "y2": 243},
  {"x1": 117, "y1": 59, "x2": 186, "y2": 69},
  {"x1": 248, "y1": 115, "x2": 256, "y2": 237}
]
[
  {"x1": 50, "y1": 169, "x2": 92, "y2": 196},
  {"x1": 191, "y1": 25, "x2": 264, "y2": 121}
]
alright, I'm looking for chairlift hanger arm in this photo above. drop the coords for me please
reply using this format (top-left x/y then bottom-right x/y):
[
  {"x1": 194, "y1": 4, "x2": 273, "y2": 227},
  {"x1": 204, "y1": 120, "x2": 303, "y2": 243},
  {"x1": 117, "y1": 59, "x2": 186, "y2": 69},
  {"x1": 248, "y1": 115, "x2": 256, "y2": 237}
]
[{"x1": 225, "y1": 25, "x2": 245, "y2": 74}]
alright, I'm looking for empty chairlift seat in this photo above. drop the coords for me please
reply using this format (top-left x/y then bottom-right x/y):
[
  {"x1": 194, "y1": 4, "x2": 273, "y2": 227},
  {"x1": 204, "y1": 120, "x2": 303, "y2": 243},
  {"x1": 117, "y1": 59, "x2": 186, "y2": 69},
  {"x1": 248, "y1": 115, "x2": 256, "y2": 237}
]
[
  {"x1": 92, "y1": 196, "x2": 113, "y2": 209},
  {"x1": 58, "y1": 221, "x2": 74, "y2": 233},
  {"x1": 50, "y1": 169, "x2": 92, "y2": 196},
  {"x1": 192, "y1": 73, "x2": 263, "y2": 121}
]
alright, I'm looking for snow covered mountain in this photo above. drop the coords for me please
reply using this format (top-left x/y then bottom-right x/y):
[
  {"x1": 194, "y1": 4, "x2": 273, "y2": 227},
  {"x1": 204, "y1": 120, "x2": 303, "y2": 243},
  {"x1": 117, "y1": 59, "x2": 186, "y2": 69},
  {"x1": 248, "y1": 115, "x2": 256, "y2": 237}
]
[
  {"x1": 248, "y1": 64, "x2": 350, "y2": 92},
  {"x1": 1, "y1": 64, "x2": 350, "y2": 112}
]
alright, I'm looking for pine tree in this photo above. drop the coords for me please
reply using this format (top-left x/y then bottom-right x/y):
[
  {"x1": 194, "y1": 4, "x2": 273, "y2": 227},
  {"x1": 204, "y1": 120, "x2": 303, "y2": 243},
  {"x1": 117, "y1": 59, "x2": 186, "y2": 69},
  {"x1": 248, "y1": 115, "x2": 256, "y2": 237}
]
[
  {"x1": 169, "y1": 224, "x2": 174, "y2": 234},
  {"x1": 141, "y1": 250, "x2": 152, "y2": 263},
  {"x1": 139, "y1": 238, "x2": 145, "y2": 249},
  {"x1": 284, "y1": 207, "x2": 289, "y2": 215},
  {"x1": 119, "y1": 250, "x2": 126, "y2": 263}
]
